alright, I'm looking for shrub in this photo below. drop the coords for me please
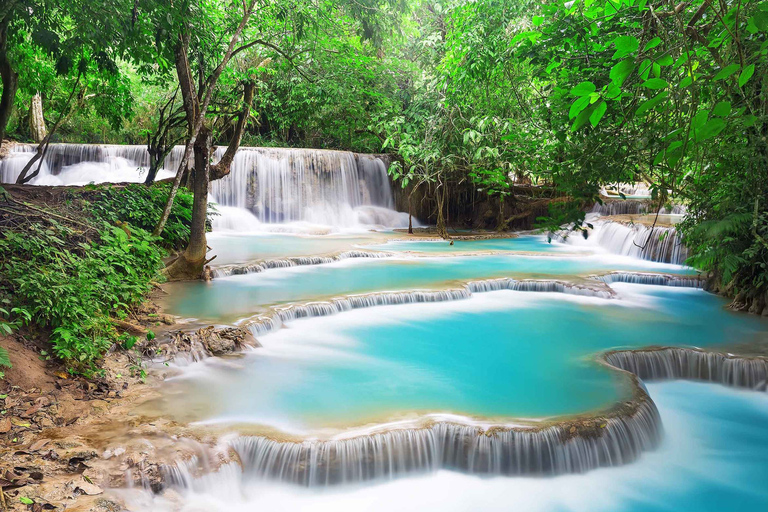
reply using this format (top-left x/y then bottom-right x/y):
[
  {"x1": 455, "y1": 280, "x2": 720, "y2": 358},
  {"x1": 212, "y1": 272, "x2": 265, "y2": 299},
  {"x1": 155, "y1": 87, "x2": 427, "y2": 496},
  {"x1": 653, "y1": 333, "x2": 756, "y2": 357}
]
[
  {"x1": 86, "y1": 183, "x2": 197, "y2": 250},
  {"x1": 0, "y1": 220, "x2": 163, "y2": 374}
]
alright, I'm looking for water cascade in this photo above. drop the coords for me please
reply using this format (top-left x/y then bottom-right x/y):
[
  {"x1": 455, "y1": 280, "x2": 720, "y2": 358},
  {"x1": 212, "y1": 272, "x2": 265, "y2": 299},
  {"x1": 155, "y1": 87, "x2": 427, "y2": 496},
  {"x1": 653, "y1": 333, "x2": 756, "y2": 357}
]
[
  {"x1": 594, "y1": 271, "x2": 704, "y2": 288},
  {"x1": 0, "y1": 143, "x2": 409, "y2": 228},
  {"x1": 212, "y1": 250, "x2": 394, "y2": 277},
  {"x1": 604, "y1": 348, "x2": 768, "y2": 390},
  {"x1": 557, "y1": 221, "x2": 688, "y2": 264},
  {"x1": 165, "y1": 385, "x2": 661, "y2": 486},
  {"x1": 590, "y1": 201, "x2": 687, "y2": 216},
  {"x1": 242, "y1": 278, "x2": 624, "y2": 337}
]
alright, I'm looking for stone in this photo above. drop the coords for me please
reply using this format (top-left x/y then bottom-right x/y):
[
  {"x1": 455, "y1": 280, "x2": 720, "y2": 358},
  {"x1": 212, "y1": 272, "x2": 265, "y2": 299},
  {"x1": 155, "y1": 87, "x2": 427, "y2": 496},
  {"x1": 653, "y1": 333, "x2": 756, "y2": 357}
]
[{"x1": 73, "y1": 477, "x2": 103, "y2": 496}]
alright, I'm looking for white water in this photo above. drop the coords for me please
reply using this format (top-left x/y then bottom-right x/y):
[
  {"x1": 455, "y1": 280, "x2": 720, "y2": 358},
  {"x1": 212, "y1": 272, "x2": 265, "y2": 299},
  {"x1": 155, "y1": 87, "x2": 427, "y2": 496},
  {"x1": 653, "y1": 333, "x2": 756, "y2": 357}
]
[
  {"x1": 117, "y1": 382, "x2": 768, "y2": 511},
  {"x1": 0, "y1": 143, "x2": 411, "y2": 231},
  {"x1": 556, "y1": 219, "x2": 688, "y2": 265}
]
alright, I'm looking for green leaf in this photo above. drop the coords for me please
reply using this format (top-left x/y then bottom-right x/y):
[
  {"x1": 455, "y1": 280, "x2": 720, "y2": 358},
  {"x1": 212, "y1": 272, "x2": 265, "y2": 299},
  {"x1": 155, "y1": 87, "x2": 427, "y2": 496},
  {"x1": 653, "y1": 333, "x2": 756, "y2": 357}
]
[
  {"x1": 571, "y1": 105, "x2": 594, "y2": 132},
  {"x1": 739, "y1": 64, "x2": 755, "y2": 87},
  {"x1": 743, "y1": 115, "x2": 758, "y2": 127},
  {"x1": 590, "y1": 101, "x2": 608, "y2": 127},
  {"x1": 532, "y1": 15, "x2": 545, "y2": 26},
  {"x1": 569, "y1": 95, "x2": 591, "y2": 119},
  {"x1": 571, "y1": 81, "x2": 596, "y2": 96},
  {"x1": 696, "y1": 118, "x2": 726, "y2": 141},
  {"x1": 657, "y1": 55, "x2": 674, "y2": 66},
  {"x1": 610, "y1": 59, "x2": 635, "y2": 86},
  {"x1": 680, "y1": 76, "x2": 694, "y2": 88},
  {"x1": 712, "y1": 101, "x2": 731, "y2": 117},
  {"x1": 713, "y1": 64, "x2": 740, "y2": 80},
  {"x1": 636, "y1": 91, "x2": 669, "y2": 116},
  {"x1": 643, "y1": 37, "x2": 661, "y2": 51},
  {"x1": 642, "y1": 78, "x2": 669, "y2": 89},
  {"x1": 20, "y1": 497, "x2": 34, "y2": 505},
  {"x1": 613, "y1": 35, "x2": 639, "y2": 59}
]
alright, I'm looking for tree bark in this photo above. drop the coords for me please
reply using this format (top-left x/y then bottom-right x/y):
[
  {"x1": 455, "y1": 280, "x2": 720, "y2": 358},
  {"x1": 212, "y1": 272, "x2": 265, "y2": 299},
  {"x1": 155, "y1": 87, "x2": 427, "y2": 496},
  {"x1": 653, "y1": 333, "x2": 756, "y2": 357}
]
[
  {"x1": 0, "y1": 18, "x2": 18, "y2": 151},
  {"x1": 29, "y1": 93, "x2": 47, "y2": 142},
  {"x1": 209, "y1": 81, "x2": 255, "y2": 180},
  {"x1": 164, "y1": 126, "x2": 212, "y2": 279}
]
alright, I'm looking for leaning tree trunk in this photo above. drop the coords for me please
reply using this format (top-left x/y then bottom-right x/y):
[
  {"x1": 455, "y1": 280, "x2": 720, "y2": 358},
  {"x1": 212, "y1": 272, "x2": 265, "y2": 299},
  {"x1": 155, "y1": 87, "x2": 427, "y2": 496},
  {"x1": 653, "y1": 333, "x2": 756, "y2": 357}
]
[
  {"x1": 164, "y1": 127, "x2": 213, "y2": 280},
  {"x1": 29, "y1": 93, "x2": 47, "y2": 142},
  {"x1": 0, "y1": 19, "x2": 18, "y2": 151}
]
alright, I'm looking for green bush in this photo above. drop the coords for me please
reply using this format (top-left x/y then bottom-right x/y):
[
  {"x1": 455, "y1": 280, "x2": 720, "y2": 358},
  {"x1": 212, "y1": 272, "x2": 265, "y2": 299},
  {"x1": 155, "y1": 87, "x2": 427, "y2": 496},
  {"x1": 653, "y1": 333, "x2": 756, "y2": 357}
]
[
  {"x1": 0, "y1": 220, "x2": 164, "y2": 374},
  {"x1": 86, "y1": 183, "x2": 196, "y2": 250}
]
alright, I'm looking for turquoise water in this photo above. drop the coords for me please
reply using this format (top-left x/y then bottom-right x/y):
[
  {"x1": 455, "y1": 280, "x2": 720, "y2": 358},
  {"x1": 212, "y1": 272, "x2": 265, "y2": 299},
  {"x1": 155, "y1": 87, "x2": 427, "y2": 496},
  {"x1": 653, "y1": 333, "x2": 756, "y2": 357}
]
[
  {"x1": 156, "y1": 285, "x2": 768, "y2": 430},
  {"x1": 365, "y1": 235, "x2": 581, "y2": 254},
  {"x1": 133, "y1": 382, "x2": 768, "y2": 512},
  {"x1": 164, "y1": 254, "x2": 697, "y2": 322}
]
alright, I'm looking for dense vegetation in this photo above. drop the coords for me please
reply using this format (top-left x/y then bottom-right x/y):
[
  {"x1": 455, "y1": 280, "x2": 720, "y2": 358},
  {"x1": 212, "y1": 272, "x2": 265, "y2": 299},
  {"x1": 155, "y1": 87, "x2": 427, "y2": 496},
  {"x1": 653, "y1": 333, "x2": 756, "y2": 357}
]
[
  {"x1": 0, "y1": 1, "x2": 766, "y2": 307},
  {"x1": 0, "y1": 184, "x2": 198, "y2": 373}
]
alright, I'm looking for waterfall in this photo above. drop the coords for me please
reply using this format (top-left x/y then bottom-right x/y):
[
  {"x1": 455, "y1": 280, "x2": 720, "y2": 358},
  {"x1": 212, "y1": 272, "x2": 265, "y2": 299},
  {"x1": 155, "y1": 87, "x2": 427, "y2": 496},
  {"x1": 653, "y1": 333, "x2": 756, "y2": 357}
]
[
  {"x1": 604, "y1": 348, "x2": 768, "y2": 390},
  {"x1": 590, "y1": 200, "x2": 687, "y2": 216},
  {"x1": 591, "y1": 201, "x2": 649, "y2": 216},
  {"x1": 595, "y1": 272, "x2": 703, "y2": 288},
  {"x1": 556, "y1": 220, "x2": 688, "y2": 265},
  {"x1": 206, "y1": 146, "x2": 403, "y2": 227},
  {"x1": 0, "y1": 143, "x2": 409, "y2": 228},
  {"x1": 213, "y1": 250, "x2": 394, "y2": 277},
  {"x1": 165, "y1": 387, "x2": 661, "y2": 486},
  {"x1": 243, "y1": 278, "x2": 620, "y2": 337}
]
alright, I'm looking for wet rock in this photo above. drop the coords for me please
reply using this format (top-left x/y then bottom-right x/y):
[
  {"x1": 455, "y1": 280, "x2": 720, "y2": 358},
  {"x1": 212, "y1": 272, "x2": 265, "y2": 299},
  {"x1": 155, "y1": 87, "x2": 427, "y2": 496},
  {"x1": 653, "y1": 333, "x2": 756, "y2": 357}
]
[
  {"x1": 72, "y1": 476, "x2": 103, "y2": 495},
  {"x1": 199, "y1": 327, "x2": 236, "y2": 356}
]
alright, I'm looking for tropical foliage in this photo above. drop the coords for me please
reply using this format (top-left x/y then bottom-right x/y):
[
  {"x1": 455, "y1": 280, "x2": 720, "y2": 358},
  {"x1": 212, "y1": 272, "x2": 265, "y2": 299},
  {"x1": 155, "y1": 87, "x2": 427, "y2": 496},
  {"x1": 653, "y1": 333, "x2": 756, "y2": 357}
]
[{"x1": 1, "y1": 0, "x2": 767, "y2": 308}]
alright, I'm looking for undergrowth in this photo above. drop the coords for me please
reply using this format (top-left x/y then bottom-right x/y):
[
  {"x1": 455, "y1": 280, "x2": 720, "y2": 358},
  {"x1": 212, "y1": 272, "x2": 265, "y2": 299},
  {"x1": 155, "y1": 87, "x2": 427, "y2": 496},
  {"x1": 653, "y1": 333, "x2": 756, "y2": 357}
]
[{"x1": 0, "y1": 183, "x2": 197, "y2": 375}]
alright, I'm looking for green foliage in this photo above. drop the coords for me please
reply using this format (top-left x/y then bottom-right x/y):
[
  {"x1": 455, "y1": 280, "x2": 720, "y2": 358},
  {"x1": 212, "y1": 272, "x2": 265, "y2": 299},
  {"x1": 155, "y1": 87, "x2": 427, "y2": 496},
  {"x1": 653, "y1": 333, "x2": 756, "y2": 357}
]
[
  {"x1": 86, "y1": 183, "x2": 199, "y2": 250},
  {"x1": 0, "y1": 219, "x2": 164, "y2": 374}
]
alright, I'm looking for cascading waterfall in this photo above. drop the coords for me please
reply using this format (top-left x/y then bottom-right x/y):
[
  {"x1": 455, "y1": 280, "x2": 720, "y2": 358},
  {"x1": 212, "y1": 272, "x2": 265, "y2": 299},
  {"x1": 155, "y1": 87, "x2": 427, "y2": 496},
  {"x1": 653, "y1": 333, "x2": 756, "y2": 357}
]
[
  {"x1": 243, "y1": 278, "x2": 620, "y2": 337},
  {"x1": 590, "y1": 200, "x2": 687, "y2": 216},
  {"x1": 164, "y1": 384, "x2": 661, "y2": 486},
  {"x1": 207, "y1": 146, "x2": 404, "y2": 227},
  {"x1": 604, "y1": 348, "x2": 768, "y2": 390},
  {"x1": 0, "y1": 143, "x2": 409, "y2": 228},
  {"x1": 556, "y1": 221, "x2": 688, "y2": 265},
  {"x1": 591, "y1": 201, "x2": 649, "y2": 216},
  {"x1": 213, "y1": 250, "x2": 393, "y2": 277},
  {"x1": 594, "y1": 272, "x2": 703, "y2": 288}
]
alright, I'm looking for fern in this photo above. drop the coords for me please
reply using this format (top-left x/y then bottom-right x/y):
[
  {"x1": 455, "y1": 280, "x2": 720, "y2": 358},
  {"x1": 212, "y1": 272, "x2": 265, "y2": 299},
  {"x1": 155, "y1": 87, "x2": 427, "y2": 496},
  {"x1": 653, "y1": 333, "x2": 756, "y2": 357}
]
[{"x1": 0, "y1": 347, "x2": 11, "y2": 369}]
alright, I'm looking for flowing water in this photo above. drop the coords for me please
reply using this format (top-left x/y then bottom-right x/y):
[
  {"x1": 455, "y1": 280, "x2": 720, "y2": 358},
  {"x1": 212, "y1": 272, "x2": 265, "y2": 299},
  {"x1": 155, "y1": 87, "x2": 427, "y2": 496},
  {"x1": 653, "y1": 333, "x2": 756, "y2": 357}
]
[{"x1": 2, "y1": 145, "x2": 766, "y2": 510}]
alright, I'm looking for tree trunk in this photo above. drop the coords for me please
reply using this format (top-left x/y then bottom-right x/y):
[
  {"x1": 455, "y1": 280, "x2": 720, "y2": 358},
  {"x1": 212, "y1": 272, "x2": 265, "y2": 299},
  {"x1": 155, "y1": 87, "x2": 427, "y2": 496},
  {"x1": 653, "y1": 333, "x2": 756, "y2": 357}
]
[
  {"x1": 0, "y1": 19, "x2": 18, "y2": 151},
  {"x1": 408, "y1": 190, "x2": 414, "y2": 234},
  {"x1": 436, "y1": 183, "x2": 448, "y2": 239},
  {"x1": 29, "y1": 93, "x2": 47, "y2": 142},
  {"x1": 164, "y1": 127, "x2": 212, "y2": 279}
]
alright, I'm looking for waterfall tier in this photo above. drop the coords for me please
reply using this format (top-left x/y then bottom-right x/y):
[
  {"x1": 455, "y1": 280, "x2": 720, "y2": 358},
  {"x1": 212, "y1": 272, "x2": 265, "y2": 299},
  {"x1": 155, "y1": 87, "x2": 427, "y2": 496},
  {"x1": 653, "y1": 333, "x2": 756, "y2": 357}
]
[
  {"x1": 242, "y1": 275, "x2": 690, "y2": 338},
  {"x1": 164, "y1": 376, "x2": 661, "y2": 486},
  {"x1": 0, "y1": 143, "x2": 408, "y2": 228},
  {"x1": 594, "y1": 271, "x2": 704, "y2": 288},
  {"x1": 604, "y1": 347, "x2": 768, "y2": 390},
  {"x1": 556, "y1": 220, "x2": 688, "y2": 265},
  {"x1": 212, "y1": 250, "x2": 393, "y2": 278},
  {"x1": 591, "y1": 201, "x2": 687, "y2": 216}
]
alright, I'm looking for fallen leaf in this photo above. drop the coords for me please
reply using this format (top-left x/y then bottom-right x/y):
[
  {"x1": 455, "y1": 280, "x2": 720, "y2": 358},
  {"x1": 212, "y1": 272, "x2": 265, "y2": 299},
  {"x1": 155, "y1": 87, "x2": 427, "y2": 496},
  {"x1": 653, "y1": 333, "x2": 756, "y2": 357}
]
[
  {"x1": 29, "y1": 439, "x2": 50, "y2": 452},
  {"x1": 0, "y1": 417, "x2": 11, "y2": 433},
  {"x1": 10, "y1": 418, "x2": 31, "y2": 428}
]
